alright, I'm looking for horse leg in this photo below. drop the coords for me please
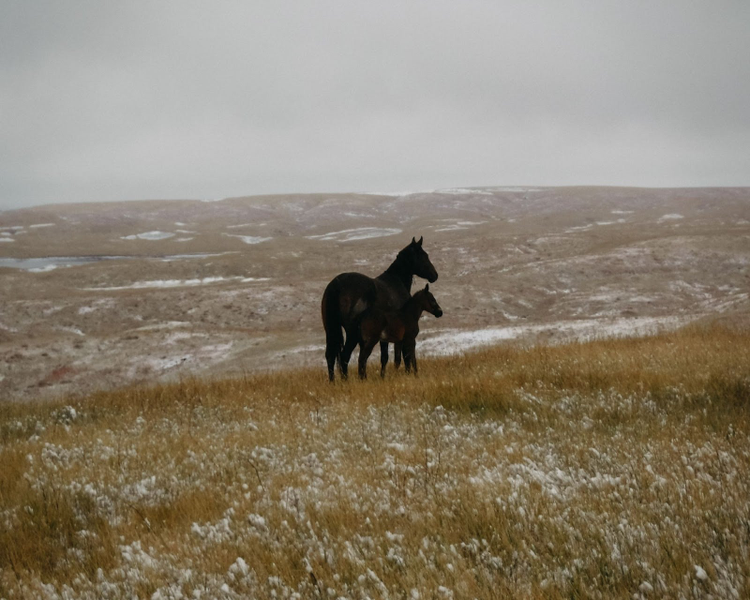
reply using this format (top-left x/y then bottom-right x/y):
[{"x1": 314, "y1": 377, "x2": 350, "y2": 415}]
[
  {"x1": 403, "y1": 341, "x2": 415, "y2": 374},
  {"x1": 394, "y1": 342, "x2": 403, "y2": 370},
  {"x1": 380, "y1": 341, "x2": 389, "y2": 378},
  {"x1": 340, "y1": 328, "x2": 359, "y2": 380},
  {"x1": 358, "y1": 338, "x2": 378, "y2": 379},
  {"x1": 325, "y1": 347, "x2": 337, "y2": 382}
]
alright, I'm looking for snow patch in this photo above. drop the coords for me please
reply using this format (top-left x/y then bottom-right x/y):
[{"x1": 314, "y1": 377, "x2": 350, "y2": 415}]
[
  {"x1": 29, "y1": 264, "x2": 58, "y2": 272},
  {"x1": 83, "y1": 276, "x2": 269, "y2": 291},
  {"x1": 658, "y1": 213, "x2": 684, "y2": 222},
  {"x1": 58, "y1": 326, "x2": 85, "y2": 337},
  {"x1": 419, "y1": 316, "x2": 691, "y2": 356},
  {"x1": 122, "y1": 231, "x2": 175, "y2": 240},
  {"x1": 222, "y1": 233, "x2": 273, "y2": 244},
  {"x1": 158, "y1": 252, "x2": 238, "y2": 261},
  {"x1": 486, "y1": 186, "x2": 544, "y2": 193},
  {"x1": 595, "y1": 219, "x2": 626, "y2": 226},
  {"x1": 435, "y1": 221, "x2": 487, "y2": 232},
  {"x1": 307, "y1": 227, "x2": 402, "y2": 242},
  {"x1": 148, "y1": 355, "x2": 190, "y2": 371},
  {"x1": 435, "y1": 188, "x2": 494, "y2": 196},
  {"x1": 136, "y1": 321, "x2": 192, "y2": 331},
  {"x1": 364, "y1": 191, "x2": 417, "y2": 198}
]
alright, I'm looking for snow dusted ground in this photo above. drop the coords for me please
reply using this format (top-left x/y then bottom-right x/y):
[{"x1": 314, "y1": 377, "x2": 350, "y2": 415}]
[
  {"x1": 4, "y1": 338, "x2": 749, "y2": 599},
  {"x1": 122, "y1": 231, "x2": 176, "y2": 240},
  {"x1": 306, "y1": 227, "x2": 403, "y2": 242},
  {"x1": 0, "y1": 186, "x2": 748, "y2": 401},
  {"x1": 222, "y1": 234, "x2": 273, "y2": 244},
  {"x1": 419, "y1": 315, "x2": 692, "y2": 356},
  {"x1": 0, "y1": 253, "x2": 239, "y2": 272},
  {"x1": 0, "y1": 187, "x2": 749, "y2": 597},
  {"x1": 83, "y1": 276, "x2": 269, "y2": 291}
]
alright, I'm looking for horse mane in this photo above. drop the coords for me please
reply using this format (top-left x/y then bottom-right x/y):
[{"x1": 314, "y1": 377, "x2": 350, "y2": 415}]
[{"x1": 382, "y1": 245, "x2": 416, "y2": 291}]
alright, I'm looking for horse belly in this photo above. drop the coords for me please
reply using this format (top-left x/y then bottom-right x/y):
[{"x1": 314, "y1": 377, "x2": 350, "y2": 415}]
[{"x1": 381, "y1": 322, "x2": 405, "y2": 343}]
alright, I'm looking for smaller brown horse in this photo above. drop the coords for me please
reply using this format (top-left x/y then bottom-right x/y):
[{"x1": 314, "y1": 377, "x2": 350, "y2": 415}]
[{"x1": 357, "y1": 284, "x2": 443, "y2": 379}]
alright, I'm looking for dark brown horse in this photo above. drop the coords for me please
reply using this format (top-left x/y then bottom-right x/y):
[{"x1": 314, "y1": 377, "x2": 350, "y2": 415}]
[
  {"x1": 321, "y1": 237, "x2": 438, "y2": 381},
  {"x1": 357, "y1": 284, "x2": 443, "y2": 379}
]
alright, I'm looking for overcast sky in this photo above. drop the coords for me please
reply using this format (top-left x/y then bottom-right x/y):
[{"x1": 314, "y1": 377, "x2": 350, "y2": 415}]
[{"x1": 1, "y1": 1, "x2": 749, "y2": 209}]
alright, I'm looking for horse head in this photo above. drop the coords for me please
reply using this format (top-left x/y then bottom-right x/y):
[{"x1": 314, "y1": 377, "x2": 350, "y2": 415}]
[
  {"x1": 416, "y1": 283, "x2": 443, "y2": 318},
  {"x1": 403, "y1": 236, "x2": 438, "y2": 283}
]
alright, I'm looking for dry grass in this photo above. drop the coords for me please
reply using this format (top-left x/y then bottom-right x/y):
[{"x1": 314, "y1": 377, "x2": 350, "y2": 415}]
[{"x1": 1, "y1": 325, "x2": 749, "y2": 599}]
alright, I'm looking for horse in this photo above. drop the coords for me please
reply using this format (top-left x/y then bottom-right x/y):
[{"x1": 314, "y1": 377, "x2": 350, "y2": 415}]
[
  {"x1": 356, "y1": 284, "x2": 443, "y2": 379},
  {"x1": 321, "y1": 237, "x2": 438, "y2": 381}
]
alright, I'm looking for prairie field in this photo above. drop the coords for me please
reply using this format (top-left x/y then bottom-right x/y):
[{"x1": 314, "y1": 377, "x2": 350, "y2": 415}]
[
  {"x1": 1, "y1": 325, "x2": 749, "y2": 599},
  {"x1": 2, "y1": 186, "x2": 749, "y2": 402}
]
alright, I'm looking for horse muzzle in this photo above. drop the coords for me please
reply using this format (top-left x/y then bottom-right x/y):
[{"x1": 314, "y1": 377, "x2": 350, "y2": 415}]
[{"x1": 434, "y1": 309, "x2": 443, "y2": 318}]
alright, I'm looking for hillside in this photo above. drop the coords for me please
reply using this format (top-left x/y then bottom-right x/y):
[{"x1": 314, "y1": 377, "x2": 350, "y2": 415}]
[
  {"x1": 1, "y1": 326, "x2": 749, "y2": 598},
  {"x1": 1, "y1": 186, "x2": 748, "y2": 401}
]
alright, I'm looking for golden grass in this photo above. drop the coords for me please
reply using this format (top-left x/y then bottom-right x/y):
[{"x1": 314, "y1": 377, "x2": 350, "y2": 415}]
[{"x1": 1, "y1": 324, "x2": 749, "y2": 598}]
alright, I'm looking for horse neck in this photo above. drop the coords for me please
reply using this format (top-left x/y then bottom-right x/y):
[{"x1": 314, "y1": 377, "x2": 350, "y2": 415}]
[
  {"x1": 400, "y1": 295, "x2": 425, "y2": 323},
  {"x1": 384, "y1": 254, "x2": 414, "y2": 292}
]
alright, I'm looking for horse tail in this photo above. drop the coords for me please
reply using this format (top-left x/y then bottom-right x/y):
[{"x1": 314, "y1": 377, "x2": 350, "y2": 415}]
[
  {"x1": 322, "y1": 277, "x2": 344, "y2": 348},
  {"x1": 322, "y1": 277, "x2": 344, "y2": 379}
]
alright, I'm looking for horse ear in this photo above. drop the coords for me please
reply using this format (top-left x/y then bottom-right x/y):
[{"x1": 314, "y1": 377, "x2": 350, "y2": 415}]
[
  {"x1": 418, "y1": 236, "x2": 423, "y2": 246},
  {"x1": 425, "y1": 283, "x2": 429, "y2": 291},
  {"x1": 411, "y1": 237, "x2": 416, "y2": 244}
]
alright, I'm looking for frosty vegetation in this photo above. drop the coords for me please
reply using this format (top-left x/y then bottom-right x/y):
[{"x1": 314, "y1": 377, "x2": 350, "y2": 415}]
[{"x1": 1, "y1": 326, "x2": 749, "y2": 599}]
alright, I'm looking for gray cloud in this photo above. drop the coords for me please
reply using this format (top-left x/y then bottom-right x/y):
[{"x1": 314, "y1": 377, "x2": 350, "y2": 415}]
[{"x1": 1, "y1": 0, "x2": 749, "y2": 209}]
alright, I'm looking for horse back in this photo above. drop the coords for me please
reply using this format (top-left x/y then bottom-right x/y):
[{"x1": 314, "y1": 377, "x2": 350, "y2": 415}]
[{"x1": 323, "y1": 269, "x2": 410, "y2": 336}]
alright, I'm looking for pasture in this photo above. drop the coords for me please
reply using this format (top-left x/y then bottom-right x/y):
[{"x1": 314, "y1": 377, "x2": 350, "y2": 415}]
[
  {"x1": 1, "y1": 325, "x2": 749, "y2": 599},
  {"x1": 2, "y1": 187, "x2": 748, "y2": 402}
]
